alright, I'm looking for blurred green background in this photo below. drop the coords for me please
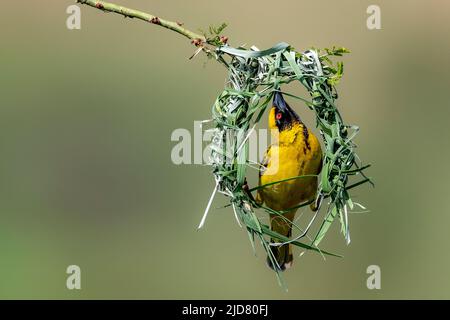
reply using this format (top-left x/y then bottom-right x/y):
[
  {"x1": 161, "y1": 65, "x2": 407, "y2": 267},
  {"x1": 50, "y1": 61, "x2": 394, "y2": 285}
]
[{"x1": 0, "y1": 0, "x2": 449, "y2": 299}]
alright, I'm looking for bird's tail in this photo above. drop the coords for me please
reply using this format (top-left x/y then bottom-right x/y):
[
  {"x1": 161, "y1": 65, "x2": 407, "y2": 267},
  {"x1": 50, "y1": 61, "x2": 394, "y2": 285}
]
[{"x1": 266, "y1": 212, "x2": 295, "y2": 271}]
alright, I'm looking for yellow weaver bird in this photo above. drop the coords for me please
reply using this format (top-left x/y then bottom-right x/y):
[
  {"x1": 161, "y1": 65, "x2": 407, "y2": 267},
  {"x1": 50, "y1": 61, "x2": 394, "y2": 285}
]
[{"x1": 255, "y1": 92, "x2": 323, "y2": 271}]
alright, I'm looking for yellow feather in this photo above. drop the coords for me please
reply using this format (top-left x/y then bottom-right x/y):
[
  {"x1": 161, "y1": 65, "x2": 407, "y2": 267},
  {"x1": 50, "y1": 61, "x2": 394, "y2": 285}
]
[{"x1": 258, "y1": 117, "x2": 322, "y2": 211}]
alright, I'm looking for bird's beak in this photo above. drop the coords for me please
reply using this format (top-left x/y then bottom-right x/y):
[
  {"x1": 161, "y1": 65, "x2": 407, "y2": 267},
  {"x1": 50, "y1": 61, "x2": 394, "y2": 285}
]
[{"x1": 273, "y1": 91, "x2": 288, "y2": 112}]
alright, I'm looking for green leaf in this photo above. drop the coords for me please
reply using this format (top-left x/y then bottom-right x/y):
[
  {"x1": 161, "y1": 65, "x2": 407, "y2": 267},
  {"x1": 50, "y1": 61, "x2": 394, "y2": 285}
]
[
  {"x1": 248, "y1": 174, "x2": 318, "y2": 192},
  {"x1": 313, "y1": 206, "x2": 338, "y2": 246},
  {"x1": 218, "y1": 42, "x2": 289, "y2": 59},
  {"x1": 321, "y1": 163, "x2": 332, "y2": 193},
  {"x1": 246, "y1": 228, "x2": 257, "y2": 256}
]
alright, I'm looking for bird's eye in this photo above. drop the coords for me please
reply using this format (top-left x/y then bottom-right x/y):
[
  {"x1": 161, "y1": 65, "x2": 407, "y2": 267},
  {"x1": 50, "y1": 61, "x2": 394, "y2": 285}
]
[{"x1": 276, "y1": 112, "x2": 282, "y2": 120}]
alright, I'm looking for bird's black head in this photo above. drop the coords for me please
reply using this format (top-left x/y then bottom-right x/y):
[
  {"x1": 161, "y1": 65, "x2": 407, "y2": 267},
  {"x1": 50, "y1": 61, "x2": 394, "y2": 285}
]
[{"x1": 269, "y1": 92, "x2": 301, "y2": 131}]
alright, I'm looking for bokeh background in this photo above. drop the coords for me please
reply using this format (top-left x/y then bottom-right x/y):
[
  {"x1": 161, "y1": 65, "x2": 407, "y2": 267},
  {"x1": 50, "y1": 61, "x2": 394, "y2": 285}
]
[{"x1": 0, "y1": 0, "x2": 449, "y2": 299}]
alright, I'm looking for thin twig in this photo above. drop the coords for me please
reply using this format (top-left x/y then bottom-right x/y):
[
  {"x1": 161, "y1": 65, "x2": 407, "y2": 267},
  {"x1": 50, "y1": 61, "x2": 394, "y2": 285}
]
[{"x1": 77, "y1": 0, "x2": 206, "y2": 44}]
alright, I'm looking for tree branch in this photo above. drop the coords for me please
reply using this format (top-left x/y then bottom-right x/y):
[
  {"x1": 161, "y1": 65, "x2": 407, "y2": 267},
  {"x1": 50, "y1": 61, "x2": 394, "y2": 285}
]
[{"x1": 77, "y1": 0, "x2": 206, "y2": 45}]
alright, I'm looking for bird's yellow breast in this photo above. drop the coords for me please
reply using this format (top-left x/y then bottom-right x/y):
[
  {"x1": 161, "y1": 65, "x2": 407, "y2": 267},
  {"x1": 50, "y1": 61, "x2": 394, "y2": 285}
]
[{"x1": 257, "y1": 123, "x2": 322, "y2": 211}]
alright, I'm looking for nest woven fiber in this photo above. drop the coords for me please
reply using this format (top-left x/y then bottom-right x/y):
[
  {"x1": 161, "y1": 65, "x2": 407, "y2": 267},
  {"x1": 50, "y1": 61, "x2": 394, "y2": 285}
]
[{"x1": 198, "y1": 42, "x2": 372, "y2": 286}]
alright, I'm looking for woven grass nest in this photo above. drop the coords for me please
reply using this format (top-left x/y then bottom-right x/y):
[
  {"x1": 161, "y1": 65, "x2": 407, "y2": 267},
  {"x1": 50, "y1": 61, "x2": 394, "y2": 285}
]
[{"x1": 197, "y1": 42, "x2": 373, "y2": 287}]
